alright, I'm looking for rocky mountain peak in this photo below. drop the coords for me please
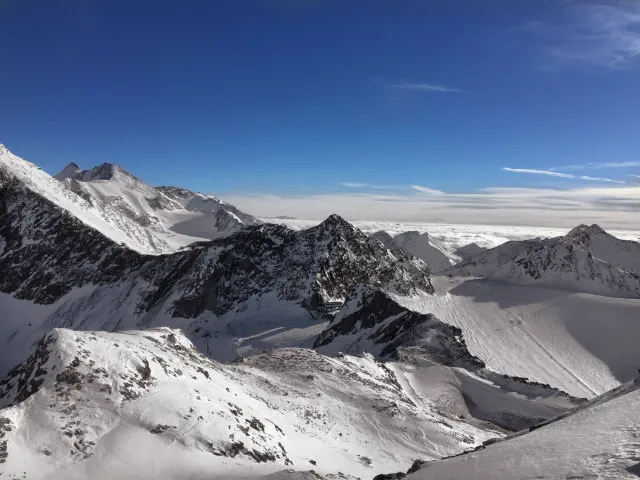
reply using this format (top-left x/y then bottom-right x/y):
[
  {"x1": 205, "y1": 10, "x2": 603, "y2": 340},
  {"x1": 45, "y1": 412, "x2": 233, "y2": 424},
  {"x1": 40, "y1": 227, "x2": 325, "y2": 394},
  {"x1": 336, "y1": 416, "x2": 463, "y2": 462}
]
[
  {"x1": 317, "y1": 214, "x2": 355, "y2": 231},
  {"x1": 565, "y1": 224, "x2": 608, "y2": 246},
  {"x1": 73, "y1": 162, "x2": 138, "y2": 182},
  {"x1": 566, "y1": 224, "x2": 607, "y2": 238}
]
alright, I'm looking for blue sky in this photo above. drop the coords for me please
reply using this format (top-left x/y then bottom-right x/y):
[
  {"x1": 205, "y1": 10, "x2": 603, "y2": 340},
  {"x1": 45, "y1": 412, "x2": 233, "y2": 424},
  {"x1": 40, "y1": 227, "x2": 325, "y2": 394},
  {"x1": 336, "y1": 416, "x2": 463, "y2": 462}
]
[{"x1": 1, "y1": 1, "x2": 639, "y2": 226}]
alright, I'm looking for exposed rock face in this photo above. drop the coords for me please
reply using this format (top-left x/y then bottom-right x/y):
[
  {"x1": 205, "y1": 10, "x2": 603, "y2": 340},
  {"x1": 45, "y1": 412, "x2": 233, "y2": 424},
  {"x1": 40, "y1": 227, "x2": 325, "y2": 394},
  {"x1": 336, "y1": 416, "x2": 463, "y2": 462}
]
[
  {"x1": 172, "y1": 216, "x2": 434, "y2": 318},
  {"x1": 368, "y1": 230, "x2": 406, "y2": 258},
  {"x1": 445, "y1": 225, "x2": 640, "y2": 297},
  {"x1": 315, "y1": 286, "x2": 483, "y2": 368}
]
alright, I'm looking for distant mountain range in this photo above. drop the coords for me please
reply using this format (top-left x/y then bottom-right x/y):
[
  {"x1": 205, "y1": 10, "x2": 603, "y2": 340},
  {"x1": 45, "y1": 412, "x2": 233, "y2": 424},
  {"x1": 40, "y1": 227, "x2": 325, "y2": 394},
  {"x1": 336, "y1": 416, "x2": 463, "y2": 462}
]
[{"x1": 444, "y1": 223, "x2": 640, "y2": 298}]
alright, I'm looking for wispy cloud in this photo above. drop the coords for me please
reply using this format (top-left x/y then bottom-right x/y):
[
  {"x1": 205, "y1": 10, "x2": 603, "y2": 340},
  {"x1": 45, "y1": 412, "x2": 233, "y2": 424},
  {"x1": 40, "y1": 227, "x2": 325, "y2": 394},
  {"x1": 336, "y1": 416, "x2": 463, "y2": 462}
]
[
  {"x1": 410, "y1": 185, "x2": 445, "y2": 195},
  {"x1": 514, "y1": 2, "x2": 640, "y2": 68},
  {"x1": 339, "y1": 182, "x2": 369, "y2": 188},
  {"x1": 503, "y1": 167, "x2": 626, "y2": 184},
  {"x1": 387, "y1": 82, "x2": 467, "y2": 94},
  {"x1": 502, "y1": 167, "x2": 575, "y2": 178},
  {"x1": 551, "y1": 161, "x2": 640, "y2": 171}
]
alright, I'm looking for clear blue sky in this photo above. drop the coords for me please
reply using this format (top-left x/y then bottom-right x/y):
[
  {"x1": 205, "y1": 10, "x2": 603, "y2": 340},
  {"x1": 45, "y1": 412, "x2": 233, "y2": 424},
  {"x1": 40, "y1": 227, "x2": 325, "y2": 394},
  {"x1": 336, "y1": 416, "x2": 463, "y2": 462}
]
[{"x1": 1, "y1": 0, "x2": 639, "y2": 225}]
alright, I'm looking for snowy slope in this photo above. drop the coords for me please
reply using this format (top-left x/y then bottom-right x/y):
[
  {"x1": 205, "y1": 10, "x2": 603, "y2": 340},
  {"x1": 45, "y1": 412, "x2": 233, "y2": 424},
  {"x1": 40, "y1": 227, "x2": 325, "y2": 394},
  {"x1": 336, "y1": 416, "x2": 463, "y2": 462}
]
[
  {"x1": 394, "y1": 277, "x2": 640, "y2": 398},
  {"x1": 0, "y1": 145, "x2": 148, "y2": 252},
  {"x1": 405, "y1": 377, "x2": 640, "y2": 480},
  {"x1": 0, "y1": 144, "x2": 260, "y2": 255},
  {"x1": 393, "y1": 231, "x2": 455, "y2": 272},
  {"x1": 55, "y1": 161, "x2": 261, "y2": 253},
  {"x1": 0, "y1": 328, "x2": 507, "y2": 479},
  {"x1": 445, "y1": 224, "x2": 640, "y2": 298}
]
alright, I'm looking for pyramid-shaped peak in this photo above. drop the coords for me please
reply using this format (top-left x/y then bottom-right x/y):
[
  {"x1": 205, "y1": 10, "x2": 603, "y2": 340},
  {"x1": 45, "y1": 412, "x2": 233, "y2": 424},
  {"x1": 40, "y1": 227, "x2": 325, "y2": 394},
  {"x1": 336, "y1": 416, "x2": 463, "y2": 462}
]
[
  {"x1": 320, "y1": 214, "x2": 354, "y2": 228},
  {"x1": 53, "y1": 162, "x2": 81, "y2": 181},
  {"x1": 311, "y1": 214, "x2": 360, "y2": 238}
]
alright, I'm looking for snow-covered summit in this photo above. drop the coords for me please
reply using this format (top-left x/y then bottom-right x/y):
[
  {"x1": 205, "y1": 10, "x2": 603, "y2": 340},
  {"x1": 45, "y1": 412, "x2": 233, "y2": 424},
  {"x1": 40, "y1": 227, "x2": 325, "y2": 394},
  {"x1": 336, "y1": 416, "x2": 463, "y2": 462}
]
[
  {"x1": 393, "y1": 231, "x2": 455, "y2": 273},
  {"x1": 53, "y1": 161, "x2": 81, "y2": 181},
  {"x1": 1, "y1": 144, "x2": 261, "y2": 255}
]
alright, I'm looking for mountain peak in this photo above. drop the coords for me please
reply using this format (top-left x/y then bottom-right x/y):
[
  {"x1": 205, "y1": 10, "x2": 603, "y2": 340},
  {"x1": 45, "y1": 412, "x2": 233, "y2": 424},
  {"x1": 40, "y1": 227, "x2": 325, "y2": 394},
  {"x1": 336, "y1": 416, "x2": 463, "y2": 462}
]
[
  {"x1": 319, "y1": 214, "x2": 353, "y2": 229},
  {"x1": 566, "y1": 224, "x2": 607, "y2": 237},
  {"x1": 75, "y1": 162, "x2": 129, "y2": 181},
  {"x1": 53, "y1": 162, "x2": 81, "y2": 181}
]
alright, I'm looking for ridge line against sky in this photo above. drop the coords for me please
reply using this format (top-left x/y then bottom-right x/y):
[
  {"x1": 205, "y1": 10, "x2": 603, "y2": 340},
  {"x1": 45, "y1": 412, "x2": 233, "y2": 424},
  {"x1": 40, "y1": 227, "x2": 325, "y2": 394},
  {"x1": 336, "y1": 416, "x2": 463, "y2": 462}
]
[{"x1": 1, "y1": 0, "x2": 639, "y2": 229}]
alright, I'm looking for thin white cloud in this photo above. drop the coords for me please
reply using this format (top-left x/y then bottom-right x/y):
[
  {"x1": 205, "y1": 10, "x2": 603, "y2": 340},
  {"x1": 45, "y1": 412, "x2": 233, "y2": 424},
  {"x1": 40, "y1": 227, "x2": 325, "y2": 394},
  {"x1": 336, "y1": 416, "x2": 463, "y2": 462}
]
[
  {"x1": 552, "y1": 161, "x2": 640, "y2": 171},
  {"x1": 630, "y1": 174, "x2": 640, "y2": 178},
  {"x1": 410, "y1": 185, "x2": 445, "y2": 195},
  {"x1": 502, "y1": 167, "x2": 575, "y2": 178},
  {"x1": 339, "y1": 182, "x2": 368, "y2": 188},
  {"x1": 503, "y1": 167, "x2": 626, "y2": 184},
  {"x1": 387, "y1": 82, "x2": 467, "y2": 94},
  {"x1": 579, "y1": 175, "x2": 626, "y2": 184}
]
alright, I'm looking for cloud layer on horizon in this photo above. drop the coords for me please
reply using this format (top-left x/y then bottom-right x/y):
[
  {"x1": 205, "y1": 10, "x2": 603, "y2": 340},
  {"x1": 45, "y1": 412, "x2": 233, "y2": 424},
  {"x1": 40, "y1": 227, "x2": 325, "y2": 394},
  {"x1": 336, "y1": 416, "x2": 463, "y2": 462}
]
[{"x1": 221, "y1": 183, "x2": 640, "y2": 230}]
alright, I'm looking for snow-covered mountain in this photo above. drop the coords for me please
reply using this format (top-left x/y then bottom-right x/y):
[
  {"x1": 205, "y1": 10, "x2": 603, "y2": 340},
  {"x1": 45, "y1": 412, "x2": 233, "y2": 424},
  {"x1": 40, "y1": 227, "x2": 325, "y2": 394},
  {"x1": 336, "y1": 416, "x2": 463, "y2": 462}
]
[
  {"x1": 401, "y1": 375, "x2": 640, "y2": 480},
  {"x1": 0, "y1": 183, "x2": 434, "y2": 369},
  {"x1": 393, "y1": 231, "x2": 455, "y2": 273},
  {"x1": 445, "y1": 224, "x2": 640, "y2": 298},
  {"x1": 454, "y1": 242, "x2": 487, "y2": 261},
  {"x1": 54, "y1": 160, "x2": 261, "y2": 253},
  {"x1": 0, "y1": 144, "x2": 260, "y2": 255},
  {"x1": 368, "y1": 230, "x2": 456, "y2": 273},
  {"x1": 0, "y1": 327, "x2": 580, "y2": 479}
]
